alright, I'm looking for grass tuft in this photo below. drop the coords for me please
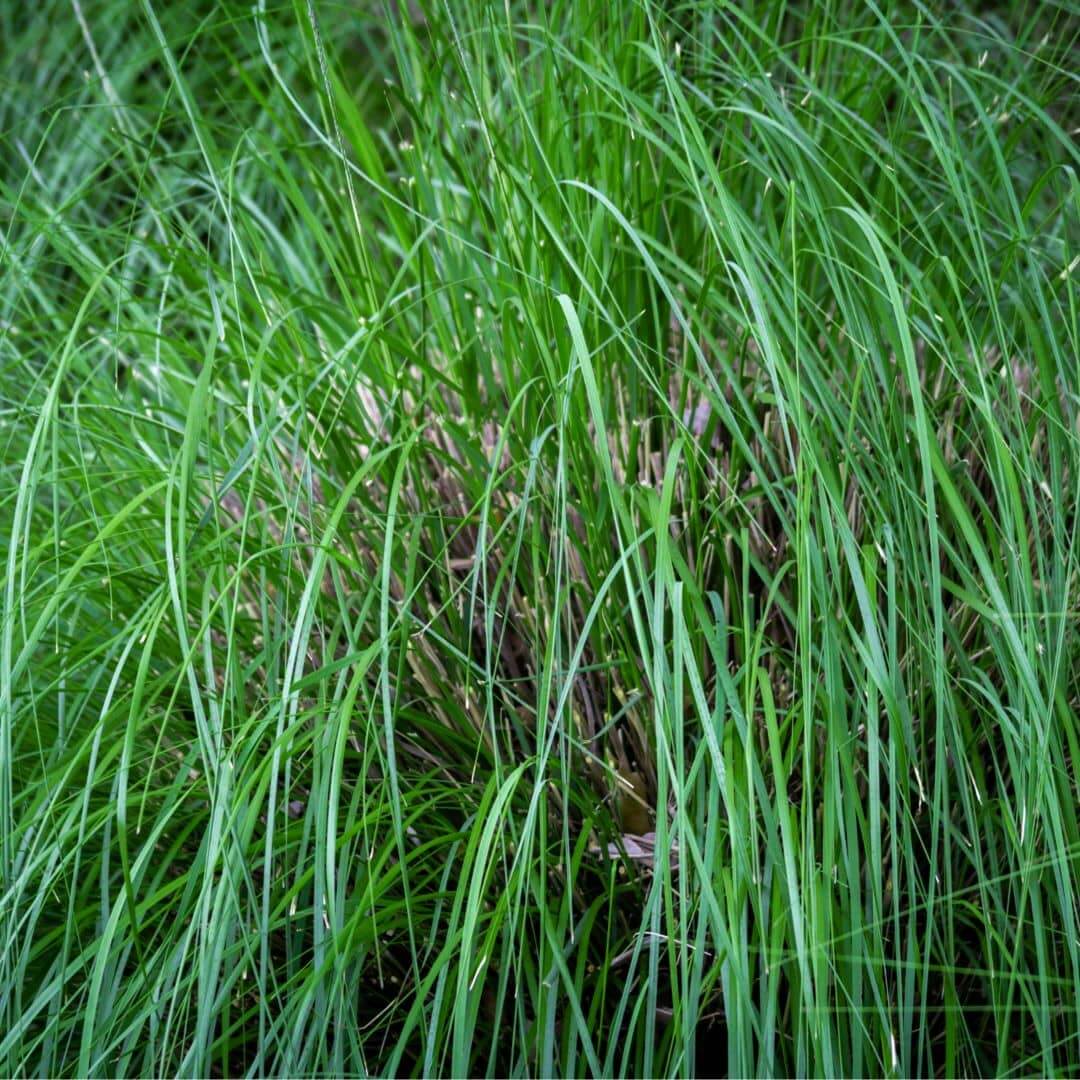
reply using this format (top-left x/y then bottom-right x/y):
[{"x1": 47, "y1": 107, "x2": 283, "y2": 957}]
[{"x1": 1, "y1": 0, "x2": 1078, "y2": 1075}]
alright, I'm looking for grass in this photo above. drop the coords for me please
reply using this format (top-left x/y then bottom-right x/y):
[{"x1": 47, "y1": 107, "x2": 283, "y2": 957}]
[{"x1": 1, "y1": 0, "x2": 1078, "y2": 1075}]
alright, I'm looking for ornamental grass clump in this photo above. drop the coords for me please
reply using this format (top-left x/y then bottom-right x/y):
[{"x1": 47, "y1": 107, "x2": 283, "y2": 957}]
[{"x1": 1, "y1": 0, "x2": 1077, "y2": 1075}]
